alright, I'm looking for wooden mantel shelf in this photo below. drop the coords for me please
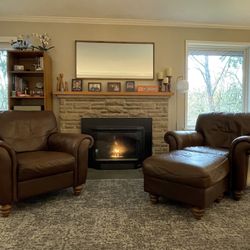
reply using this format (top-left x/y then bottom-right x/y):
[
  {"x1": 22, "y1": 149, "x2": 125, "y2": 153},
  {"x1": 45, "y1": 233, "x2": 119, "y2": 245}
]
[{"x1": 53, "y1": 91, "x2": 174, "y2": 97}]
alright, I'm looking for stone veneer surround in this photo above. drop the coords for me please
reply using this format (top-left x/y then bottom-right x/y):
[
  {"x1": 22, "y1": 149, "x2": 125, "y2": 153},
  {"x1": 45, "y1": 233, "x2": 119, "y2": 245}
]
[{"x1": 57, "y1": 95, "x2": 171, "y2": 154}]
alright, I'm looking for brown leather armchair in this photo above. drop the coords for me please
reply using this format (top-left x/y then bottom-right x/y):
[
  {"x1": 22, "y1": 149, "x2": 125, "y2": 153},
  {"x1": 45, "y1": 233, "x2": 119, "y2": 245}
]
[
  {"x1": 143, "y1": 112, "x2": 250, "y2": 219},
  {"x1": 0, "y1": 111, "x2": 93, "y2": 217}
]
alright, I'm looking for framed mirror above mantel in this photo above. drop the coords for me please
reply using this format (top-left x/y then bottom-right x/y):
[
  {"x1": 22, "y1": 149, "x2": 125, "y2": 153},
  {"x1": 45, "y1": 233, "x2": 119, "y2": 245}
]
[{"x1": 75, "y1": 41, "x2": 154, "y2": 80}]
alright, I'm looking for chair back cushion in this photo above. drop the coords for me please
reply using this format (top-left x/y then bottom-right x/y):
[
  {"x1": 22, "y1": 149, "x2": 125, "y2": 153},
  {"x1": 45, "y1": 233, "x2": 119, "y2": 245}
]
[
  {"x1": 0, "y1": 111, "x2": 57, "y2": 152},
  {"x1": 195, "y1": 112, "x2": 250, "y2": 148}
]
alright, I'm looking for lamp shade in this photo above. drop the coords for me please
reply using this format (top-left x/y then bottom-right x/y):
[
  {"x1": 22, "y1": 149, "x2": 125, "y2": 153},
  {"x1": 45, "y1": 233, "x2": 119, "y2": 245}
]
[{"x1": 176, "y1": 79, "x2": 189, "y2": 93}]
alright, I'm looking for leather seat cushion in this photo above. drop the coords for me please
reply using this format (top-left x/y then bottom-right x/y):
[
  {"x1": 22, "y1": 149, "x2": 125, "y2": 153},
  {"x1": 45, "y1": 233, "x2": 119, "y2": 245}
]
[
  {"x1": 143, "y1": 150, "x2": 229, "y2": 188},
  {"x1": 183, "y1": 146, "x2": 229, "y2": 157},
  {"x1": 17, "y1": 151, "x2": 75, "y2": 181}
]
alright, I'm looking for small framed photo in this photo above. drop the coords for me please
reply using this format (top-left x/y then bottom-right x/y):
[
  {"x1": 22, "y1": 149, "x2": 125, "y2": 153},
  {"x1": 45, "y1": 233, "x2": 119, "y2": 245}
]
[
  {"x1": 88, "y1": 82, "x2": 102, "y2": 92},
  {"x1": 72, "y1": 79, "x2": 82, "y2": 91},
  {"x1": 125, "y1": 81, "x2": 135, "y2": 92},
  {"x1": 107, "y1": 82, "x2": 121, "y2": 92}
]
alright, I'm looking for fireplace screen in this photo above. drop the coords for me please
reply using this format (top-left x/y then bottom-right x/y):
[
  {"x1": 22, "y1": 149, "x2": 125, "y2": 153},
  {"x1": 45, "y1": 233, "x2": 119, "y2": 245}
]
[
  {"x1": 81, "y1": 118, "x2": 152, "y2": 169},
  {"x1": 95, "y1": 130, "x2": 143, "y2": 161}
]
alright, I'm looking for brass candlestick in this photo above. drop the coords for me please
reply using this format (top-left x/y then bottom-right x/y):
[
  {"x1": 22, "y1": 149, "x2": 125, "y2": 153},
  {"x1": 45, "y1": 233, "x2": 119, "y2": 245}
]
[
  {"x1": 158, "y1": 79, "x2": 164, "y2": 92},
  {"x1": 162, "y1": 77, "x2": 169, "y2": 92},
  {"x1": 157, "y1": 72, "x2": 164, "y2": 92},
  {"x1": 166, "y1": 76, "x2": 172, "y2": 92}
]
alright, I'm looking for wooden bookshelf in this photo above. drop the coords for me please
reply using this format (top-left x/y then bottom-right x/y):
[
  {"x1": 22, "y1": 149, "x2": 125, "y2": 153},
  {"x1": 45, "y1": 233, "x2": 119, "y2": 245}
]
[{"x1": 7, "y1": 51, "x2": 52, "y2": 111}]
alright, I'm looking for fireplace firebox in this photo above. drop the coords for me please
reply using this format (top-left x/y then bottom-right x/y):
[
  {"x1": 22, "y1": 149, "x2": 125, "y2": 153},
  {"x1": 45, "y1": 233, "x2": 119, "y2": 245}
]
[{"x1": 81, "y1": 118, "x2": 152, "y2": 169}]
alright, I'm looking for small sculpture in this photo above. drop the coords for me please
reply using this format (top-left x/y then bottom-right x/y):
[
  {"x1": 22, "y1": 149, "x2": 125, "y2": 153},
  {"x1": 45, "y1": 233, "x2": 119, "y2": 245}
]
[
  {"x1": 57, "y1": 73, "x2": 65, "y2": 92},
  {"x1": 64, "y1": 81, "x2": 69, "y2": 92},
  {"x1": 11, "y1": 35, "x2": 32, "y2": 50}
]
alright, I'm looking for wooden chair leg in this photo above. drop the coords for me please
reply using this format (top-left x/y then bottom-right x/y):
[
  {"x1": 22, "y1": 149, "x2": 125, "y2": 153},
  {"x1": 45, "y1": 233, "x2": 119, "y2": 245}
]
[
  {"x1": 233, "y1": 191, "x2": 243, "y2": 201},
  {"x1": 73, "y1": 185, "x2": 83, "y2": 196},
  {"x1": 215, "y1": 193, "x2": 224, "y2": 203},
  {"x1": 191, "y1": 207, "x2": 205, "y2": 220},
  {"x1": 149, "y1": 194, "x2": 159, "y2": 204},
  {"x1": 1, "y1": 205, "x2": 12, "y2": 217}
]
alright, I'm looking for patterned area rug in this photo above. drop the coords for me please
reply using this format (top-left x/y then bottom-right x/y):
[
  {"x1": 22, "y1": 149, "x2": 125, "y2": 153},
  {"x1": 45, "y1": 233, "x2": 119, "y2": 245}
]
[{"x1": 0, "y1": 179, "x2": 249, "y2": 250}]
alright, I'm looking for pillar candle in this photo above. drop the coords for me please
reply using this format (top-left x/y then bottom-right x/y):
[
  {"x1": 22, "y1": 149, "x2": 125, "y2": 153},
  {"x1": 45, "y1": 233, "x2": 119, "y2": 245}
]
[
  {"x1": 165, "y1": 67, "x2": 173, "y2": 76},
  {"x1": 163, "y1": 77, "x2": 169, "y2": 83},
  {"x1": 157, "y1": 71, "x2": 164, "y2": 80}
]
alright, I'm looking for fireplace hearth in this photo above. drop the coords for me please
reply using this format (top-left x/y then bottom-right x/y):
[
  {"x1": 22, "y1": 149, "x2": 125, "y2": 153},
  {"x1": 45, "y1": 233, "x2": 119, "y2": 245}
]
[{"x1": 81, "y1": 118, "x2": 152, "y2": 169}]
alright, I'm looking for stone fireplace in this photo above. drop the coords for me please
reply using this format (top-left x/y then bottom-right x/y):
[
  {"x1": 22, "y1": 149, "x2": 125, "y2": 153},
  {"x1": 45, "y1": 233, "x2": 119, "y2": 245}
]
[{"x1": 56, "y1": 93, "x2": 171, "y2": 155}]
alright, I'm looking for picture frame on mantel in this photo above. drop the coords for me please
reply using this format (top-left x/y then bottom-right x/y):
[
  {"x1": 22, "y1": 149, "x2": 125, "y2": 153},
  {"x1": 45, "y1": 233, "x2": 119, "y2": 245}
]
[
  {"x1": 107, "y1": 82, "x2": 121, "y2": 92},
  {"x1": 88, "y1": 82, "x2": 102, "y2": 92},
  {"x1": 72, "y1": 79, "x2": 82, "y2": 91},
  {"x1": 125, "y1": 81, "x2": 136, "y2": 92}
]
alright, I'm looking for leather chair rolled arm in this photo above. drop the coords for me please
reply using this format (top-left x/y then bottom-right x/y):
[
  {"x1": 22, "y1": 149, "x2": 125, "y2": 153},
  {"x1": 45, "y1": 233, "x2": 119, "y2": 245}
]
[
  {"x1": 164, "y1": 131, "x2": 205, "y2": 151},
  {"x1": 48, "y1": 133, "x2": 94, "y2": 155},
  {"x1": 48, "y1": 133, "x2": 94, "y2": 192},
  {"x1": 0, "y1": 141, "x2": 17, "y2": 215},
  {"x1": 230, "y1": 135, "x2": 250, "y2": 199}
]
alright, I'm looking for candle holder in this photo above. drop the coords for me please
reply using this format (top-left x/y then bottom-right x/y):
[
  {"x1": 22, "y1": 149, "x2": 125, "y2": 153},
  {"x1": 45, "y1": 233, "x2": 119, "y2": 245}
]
[
  {"x1": 161, "y1": 77, "x2": 169, "y2": 92},
  {"x1": 159, "y1": 79, "x2": 167, "y2": 92},
  {"x1": 157, "y1": 72, "x2": 164, "y2": 92},
  {"x1": 157, "y1": 71, "x2": 173, "y2": 92},
  {"x1": 166, "y1": 76, "x2": 172, "y2": 92}
]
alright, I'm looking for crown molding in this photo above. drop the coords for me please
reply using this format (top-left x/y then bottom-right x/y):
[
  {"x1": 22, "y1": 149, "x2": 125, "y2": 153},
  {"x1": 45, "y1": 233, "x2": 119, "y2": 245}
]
[{"x1": 0, "y1": 15, "x2": 250, "y2": 30}]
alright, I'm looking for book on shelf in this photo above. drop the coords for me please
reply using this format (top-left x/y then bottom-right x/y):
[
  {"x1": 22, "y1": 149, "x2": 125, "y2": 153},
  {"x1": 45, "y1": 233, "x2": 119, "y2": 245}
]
[
  {"x1": 13, "y1": 106, "x2": 42, "y2": 111},
  {"x1": 12, "y1": 76, "x2": 27, "y2": 92},
  {"x1": 39, "y1": 57, "x2": 44, "y2": 70}
]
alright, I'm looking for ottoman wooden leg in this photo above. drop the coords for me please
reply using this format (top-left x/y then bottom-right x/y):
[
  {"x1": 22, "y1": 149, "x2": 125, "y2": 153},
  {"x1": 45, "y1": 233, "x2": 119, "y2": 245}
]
[
  {"x1": 191, "y1": 207, "x2": 205, "y2": 220},
  {"x1": 1, "y1": 204, "x2": 12, "y2": 217},
  {"x1": 149, "y1": 194, "x2": 159, "y2": 204},
  {"x1": 215, "y1": 193, "x2": 224, "y2": 203},
  {"x1": 233, "y1": 191, "x2": 243, "y2": 201},
  {"x1": 73, "y1": 185, "x2": 83, "y2": 196}
]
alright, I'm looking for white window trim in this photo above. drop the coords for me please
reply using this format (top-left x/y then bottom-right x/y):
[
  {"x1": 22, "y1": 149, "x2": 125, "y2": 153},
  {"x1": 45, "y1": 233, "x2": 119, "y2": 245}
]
[{"x1": 185, "y1": 40, "x2": 250, "y2": 130}]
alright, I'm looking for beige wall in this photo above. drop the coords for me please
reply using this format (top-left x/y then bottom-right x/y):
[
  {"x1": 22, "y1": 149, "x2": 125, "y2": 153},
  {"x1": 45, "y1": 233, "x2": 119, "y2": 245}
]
[{"x1": 1, "y1": 21, "x2": 250, "y2": 130}]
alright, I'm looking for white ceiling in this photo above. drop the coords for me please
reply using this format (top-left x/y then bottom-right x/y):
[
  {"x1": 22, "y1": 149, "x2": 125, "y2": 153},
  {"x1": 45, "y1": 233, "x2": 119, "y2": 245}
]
[{"x1": 1, "y1": 0, "x2": 250, "y2": 29}]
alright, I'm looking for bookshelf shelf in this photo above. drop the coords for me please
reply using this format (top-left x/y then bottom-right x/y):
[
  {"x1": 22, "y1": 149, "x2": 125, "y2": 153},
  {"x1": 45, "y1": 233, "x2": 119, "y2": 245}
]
[
  {"x1": 10, "y1": 96, "x2": 44, "y2": 99},
  {"x1": 9, "y1": 70, "x2": 44, "y2": 73},
  {"x1": 9, "y1": 71, "x2": 44, "y2": 76}
]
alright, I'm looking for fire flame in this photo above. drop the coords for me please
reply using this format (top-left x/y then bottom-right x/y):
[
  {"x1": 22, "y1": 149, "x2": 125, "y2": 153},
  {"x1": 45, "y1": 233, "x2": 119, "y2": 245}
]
[{"x1": 111, "y1": 141, "x2": 124, "y2": 158}]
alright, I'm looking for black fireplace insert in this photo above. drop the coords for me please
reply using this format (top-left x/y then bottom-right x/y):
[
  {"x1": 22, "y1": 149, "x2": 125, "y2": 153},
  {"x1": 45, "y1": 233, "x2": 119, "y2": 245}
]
[{"x1": 81, "y1": 118, "x2": 152, "y2": 169}]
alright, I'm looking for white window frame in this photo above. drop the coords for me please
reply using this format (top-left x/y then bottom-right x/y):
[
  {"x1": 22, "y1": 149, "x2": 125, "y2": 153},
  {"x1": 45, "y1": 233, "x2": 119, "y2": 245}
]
[
  {"x1": 0, "y1": 37, "x2": 16, "y2": 110},
  {"x1": 185, "y1": 40, "x2": 250, "y2": 130}
]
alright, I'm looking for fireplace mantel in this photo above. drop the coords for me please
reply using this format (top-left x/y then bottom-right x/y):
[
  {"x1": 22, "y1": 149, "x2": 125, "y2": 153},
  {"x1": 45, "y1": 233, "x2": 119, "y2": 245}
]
[
  {"x1": 56, "y1": 93, "x2": 171, "y2": 155},
  {"x1": 54, "y1": 91, "x2": 174, "y2": 97}
]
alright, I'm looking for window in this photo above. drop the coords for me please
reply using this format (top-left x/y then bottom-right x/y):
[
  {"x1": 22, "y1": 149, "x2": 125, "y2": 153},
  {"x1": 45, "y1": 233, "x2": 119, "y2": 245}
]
[
  {"x1": 186, "y1": 41, "x2": 247, "y2": 128},
  {"x1": 0, "y1": 50, "x2": 8, "y2": 111},
  {"x1": 0, "y1": 37, "x2": 16, "y2": 111}
]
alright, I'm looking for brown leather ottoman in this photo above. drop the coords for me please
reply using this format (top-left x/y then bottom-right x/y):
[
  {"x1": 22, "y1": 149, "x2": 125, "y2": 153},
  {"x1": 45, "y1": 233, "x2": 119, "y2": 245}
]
[{"x1": 143, "y1": 149, "x2": 230, "y2": 219}]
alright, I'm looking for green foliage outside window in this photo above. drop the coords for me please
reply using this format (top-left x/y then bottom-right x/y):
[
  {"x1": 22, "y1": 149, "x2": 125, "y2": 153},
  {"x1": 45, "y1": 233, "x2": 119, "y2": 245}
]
[
  {"x1": 187, "y1": 54, "x2": 243, "y2": 127},
  {"x1": 0, "y1": 50, "x2": 8, "y2": 110}
]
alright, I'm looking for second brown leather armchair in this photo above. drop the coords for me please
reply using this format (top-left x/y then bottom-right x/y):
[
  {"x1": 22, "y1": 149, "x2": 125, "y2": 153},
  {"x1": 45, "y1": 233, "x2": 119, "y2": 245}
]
[{"x1": 0, "y1": 111, "x2": 93, "y2": 217}]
